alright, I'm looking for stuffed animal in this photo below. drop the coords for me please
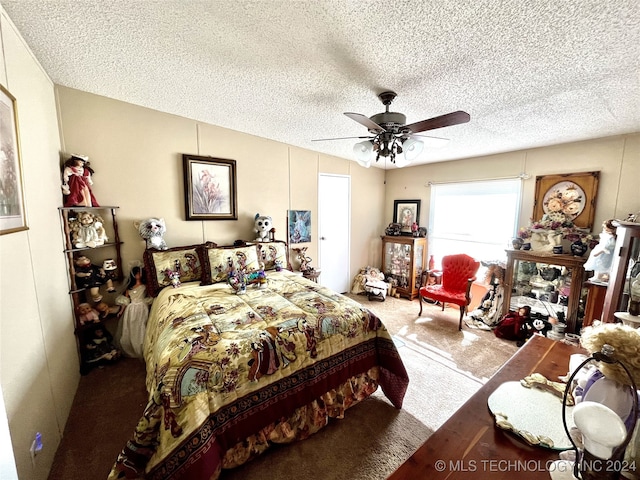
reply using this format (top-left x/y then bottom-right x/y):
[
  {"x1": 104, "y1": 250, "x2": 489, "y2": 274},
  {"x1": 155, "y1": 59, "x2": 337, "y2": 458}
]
[
  {"x1": 74, "y1": 255, "x2": 115, "y2": 302},
  {"x1": 254, "y1": 214, "x2": 273, "y2": 242},
  {"x1": 135, "y1": 218, "x2": 168, "y2": 250},
  {"x1": 68, "y1": 211, "x2": 108, "y2": 248}
]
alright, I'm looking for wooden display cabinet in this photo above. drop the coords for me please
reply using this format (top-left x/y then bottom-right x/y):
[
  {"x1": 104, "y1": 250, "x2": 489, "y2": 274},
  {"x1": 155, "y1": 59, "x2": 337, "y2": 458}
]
[
  {"x1": 503, "y1": 249, "x2": 587, "y2": 333},
  {"x1": 601, "y1": 221, "x2": 640, "y2": 323},
  {"x1": 381, "y1": 235, "x2": 427, "y2": 300}
]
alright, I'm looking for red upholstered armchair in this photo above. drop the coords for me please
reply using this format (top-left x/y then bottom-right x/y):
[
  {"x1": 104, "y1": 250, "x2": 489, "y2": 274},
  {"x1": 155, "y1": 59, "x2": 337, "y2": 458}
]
[{"x1": 418, "y1": 254, "x2": 480, "y2": 330}]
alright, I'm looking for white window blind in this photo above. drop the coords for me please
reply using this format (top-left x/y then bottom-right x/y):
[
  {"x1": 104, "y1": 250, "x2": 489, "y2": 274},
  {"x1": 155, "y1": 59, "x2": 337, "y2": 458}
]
[{"x1": 428, "y1": 179, "x2": 522, "y2": 266}]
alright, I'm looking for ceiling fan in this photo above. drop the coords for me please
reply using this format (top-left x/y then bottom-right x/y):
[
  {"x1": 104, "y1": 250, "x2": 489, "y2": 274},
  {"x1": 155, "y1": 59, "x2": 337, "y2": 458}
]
[{"x1": 313, "y1": 91, "x2": 470, "y2": 168}]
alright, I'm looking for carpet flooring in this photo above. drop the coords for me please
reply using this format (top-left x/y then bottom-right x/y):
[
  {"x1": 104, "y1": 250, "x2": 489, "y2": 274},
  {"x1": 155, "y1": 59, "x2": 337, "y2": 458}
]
[{"x1": 47, "y1": 294, "x2": 518, "y2": 480}]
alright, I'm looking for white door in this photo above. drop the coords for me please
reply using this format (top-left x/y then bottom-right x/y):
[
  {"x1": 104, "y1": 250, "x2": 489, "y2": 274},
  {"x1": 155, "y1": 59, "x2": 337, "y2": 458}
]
[{"x1": 318, "y1": 174, "x2": 350, "y2": 293}]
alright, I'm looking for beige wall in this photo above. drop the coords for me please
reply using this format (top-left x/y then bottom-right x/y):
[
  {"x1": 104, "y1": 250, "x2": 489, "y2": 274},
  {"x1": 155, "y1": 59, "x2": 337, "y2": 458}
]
[
  {"x1": 384, "y1": 134, "x2": 640, "y2": 257},
  {"x1": 55, "y1": 86, "x2": 388, "y2": 282},
  {"x1": 0, "y1": 8, "x2": 75, "y2": 480}
]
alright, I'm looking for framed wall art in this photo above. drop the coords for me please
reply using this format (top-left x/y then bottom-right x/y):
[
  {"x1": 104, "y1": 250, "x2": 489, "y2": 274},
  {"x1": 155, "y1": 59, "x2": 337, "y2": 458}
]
[
  {"x1": 182, "y1": 154, "x2": 237, "y2": 220},
  {"x1": 0, "y1": 84, "x2": 28, "y2": 235},
  {"x1": 393, "y1": 199, "x2": 421, "y2": 234},
  {"x1": 533, "y1": 171, "x2": 599, "y2": 229},
  {"x1": 288, "y1": 210, "x2": 311, "y2": 244}
]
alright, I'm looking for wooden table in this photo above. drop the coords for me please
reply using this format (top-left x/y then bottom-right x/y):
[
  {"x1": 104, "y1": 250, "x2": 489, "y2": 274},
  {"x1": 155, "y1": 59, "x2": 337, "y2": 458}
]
[{"x1": 388, "y1": 335, "x2": 581, "y2": 479}]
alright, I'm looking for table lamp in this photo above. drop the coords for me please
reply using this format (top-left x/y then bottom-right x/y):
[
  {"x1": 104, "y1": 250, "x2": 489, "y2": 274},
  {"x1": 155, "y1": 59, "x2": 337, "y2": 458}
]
[{"x1": 551, "y1": 344, "x2": 638, "y2": 480}]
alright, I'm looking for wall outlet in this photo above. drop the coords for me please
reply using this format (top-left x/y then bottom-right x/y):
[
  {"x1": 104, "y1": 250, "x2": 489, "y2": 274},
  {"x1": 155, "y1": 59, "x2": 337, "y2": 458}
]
[{"x1": 30, "y1": 432, "x2": 43, "y2": 465}]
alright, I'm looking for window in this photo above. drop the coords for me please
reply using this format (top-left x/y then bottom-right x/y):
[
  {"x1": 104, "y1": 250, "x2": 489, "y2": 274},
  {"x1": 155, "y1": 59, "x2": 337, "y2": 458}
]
[{"x1": 428, "y1": 179, "x2": 522, "y2": 267}]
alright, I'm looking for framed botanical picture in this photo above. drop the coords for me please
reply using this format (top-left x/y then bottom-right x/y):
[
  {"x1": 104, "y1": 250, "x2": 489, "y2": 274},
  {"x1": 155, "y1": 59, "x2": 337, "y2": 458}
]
[
  {"x1": 393, "y1": 199, "x2": 421, "y2": 234},
  {"x1": 533, "y1": 171, "x2": 599, "y2": 229},
  {"x1": 182, "y1": 154, "x2": 237, "y2": 221},
  {"x1": 0, "y1": 84, "x2": 28, "y2": 234},
  {"x1": 288, "y1": 210, "x2": 311, "y2": 243}
]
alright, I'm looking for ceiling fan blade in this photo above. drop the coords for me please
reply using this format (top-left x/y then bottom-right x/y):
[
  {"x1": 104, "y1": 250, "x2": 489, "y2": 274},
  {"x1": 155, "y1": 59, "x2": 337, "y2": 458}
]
[
  {"x1": 404, "y1": 111, "x2": 470, "y2": 134},
  {"x1": 408, "y1": 134, "x2": 450, "y2": 148},
  {"x1": 312, "y1": 135, "x2": 373, "y2": 142},
  {"x1": 344, "y1": 112, "x2": 385, "y2": 133}
]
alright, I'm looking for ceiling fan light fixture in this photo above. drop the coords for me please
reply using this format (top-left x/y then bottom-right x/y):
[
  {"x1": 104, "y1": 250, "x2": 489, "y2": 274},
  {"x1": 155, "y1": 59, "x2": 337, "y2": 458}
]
[
  {"x1": 393, "y1": 155, "x2": 411, "y2": 168},
  {"x1": 402, "y1": 138, "x2": 424, "y2": 161},
  {"x1": 353, "y1": 140, "x2": 374, "y2": 167}
]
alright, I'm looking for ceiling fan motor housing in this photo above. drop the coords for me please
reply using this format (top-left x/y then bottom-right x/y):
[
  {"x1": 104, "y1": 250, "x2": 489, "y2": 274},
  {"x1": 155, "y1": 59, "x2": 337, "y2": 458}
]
[{"x1": 369, "y1": 112, "x2": 406, "y2": 134}]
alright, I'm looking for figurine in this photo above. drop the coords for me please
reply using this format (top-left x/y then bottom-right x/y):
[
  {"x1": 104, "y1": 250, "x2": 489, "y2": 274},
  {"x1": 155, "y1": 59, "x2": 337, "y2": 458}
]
[
  {"x1": 584, "y1": 219, "x2": 617, "y2": 282},
  {"x1": 61, "y1": 154, "x2": 99, "y2": 207},
  {"x1": 292, "y1": 247, "x2": 313, "y2": 273}
]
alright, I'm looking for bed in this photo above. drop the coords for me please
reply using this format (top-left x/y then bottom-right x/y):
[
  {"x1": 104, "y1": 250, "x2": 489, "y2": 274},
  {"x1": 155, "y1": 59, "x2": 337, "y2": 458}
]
[{"x1": 108, "y1": 240, "x2": 409, "y2": 480}]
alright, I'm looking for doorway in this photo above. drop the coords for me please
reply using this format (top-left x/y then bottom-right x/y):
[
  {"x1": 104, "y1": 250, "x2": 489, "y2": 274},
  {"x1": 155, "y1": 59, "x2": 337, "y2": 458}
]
[{"x1": 318, "y1": 174, "x2": 351, "y2": 293}]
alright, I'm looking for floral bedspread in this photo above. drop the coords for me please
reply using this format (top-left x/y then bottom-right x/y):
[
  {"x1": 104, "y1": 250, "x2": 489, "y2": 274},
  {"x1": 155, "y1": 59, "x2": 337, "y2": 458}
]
[{"x1": 108, "y1": 270, "x2": 408, "y2": 480}]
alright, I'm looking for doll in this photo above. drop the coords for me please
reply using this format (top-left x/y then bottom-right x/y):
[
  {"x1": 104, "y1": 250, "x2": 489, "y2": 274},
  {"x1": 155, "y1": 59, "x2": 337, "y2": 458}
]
[
  {"x1": 74, "y1": 255, "x2": 114, "y2": 302},
  {"x1": 493, "y1": 305, "x2": 531, "y2": 345},
  {"x1": 95, "y1": 301, "x2": 122, "y2": 320},
  {"x1": 114, "y1": 266, "x2": 152, "y2": 358},
  {"x1": 83, "y1": 324, "x2": 120, "y2": 367},
  {"x1": 76, "y1": 302, "x2": 100, "y2": 326},
  {"x1": 61, "y1": 154, "x2": 99, "y2": 207},
  {"x1": 584, "y1": 219, "x2": 617, "y2": 282}
]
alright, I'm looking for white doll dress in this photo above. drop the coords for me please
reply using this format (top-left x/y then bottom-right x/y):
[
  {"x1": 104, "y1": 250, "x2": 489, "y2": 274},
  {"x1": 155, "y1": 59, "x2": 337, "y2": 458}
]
[{"x1": 116, "y1": 285, "x2": 150, "y2": 358}]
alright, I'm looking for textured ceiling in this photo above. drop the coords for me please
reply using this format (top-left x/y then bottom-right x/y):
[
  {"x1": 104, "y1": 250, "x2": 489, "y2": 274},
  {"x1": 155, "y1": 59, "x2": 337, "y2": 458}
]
[{"x1": 3, "y1": 1, "x2": 640, "y2": 168}]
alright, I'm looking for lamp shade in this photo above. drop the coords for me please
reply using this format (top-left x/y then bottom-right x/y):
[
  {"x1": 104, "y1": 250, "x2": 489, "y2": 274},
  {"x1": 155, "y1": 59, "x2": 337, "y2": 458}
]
[
  {"x1": 573, "y1": 401, "x2": 626, "y2": 459},
  {"x1": 402, "y1": 138, "x2": 424, "y2": 161},
  {"x1": 393, "y1": 155, "x2": 411, "y2": 168},
  {"x1": 353, "y1": 140, "x2": 373, "y2": 168}
]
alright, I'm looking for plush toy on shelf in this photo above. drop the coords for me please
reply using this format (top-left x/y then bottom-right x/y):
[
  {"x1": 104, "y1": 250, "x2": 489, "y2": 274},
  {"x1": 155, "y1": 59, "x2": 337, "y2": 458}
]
[{"x1": 68, "y1": 211, "x2": 108, "y2": 248}]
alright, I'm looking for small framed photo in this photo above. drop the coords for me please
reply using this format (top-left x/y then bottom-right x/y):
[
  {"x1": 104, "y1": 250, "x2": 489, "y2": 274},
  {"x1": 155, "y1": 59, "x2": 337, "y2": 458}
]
[
  {"x1": 288, "y1": 210, "x2": 311, "y2": 244},
  {"x1": 393, "y1": 199, "x2": 421, "y2": 234},
  {"x1": 182, "y1": 154, "x2": 237, "y2": 221},
  {"x1": 0, "y1": 84, "x2": 28, "y2": 235}
]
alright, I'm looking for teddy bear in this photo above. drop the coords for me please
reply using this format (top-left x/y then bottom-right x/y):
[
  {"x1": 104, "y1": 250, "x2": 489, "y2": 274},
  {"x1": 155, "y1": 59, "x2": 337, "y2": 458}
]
[
  {"x1": 68, "y1": 211, "x2": 108, "y2": 248},
  {"x1": 253, "y1": 213, "x2": 273, "y2": 242},
  {"x1": 134, "y1": 217, "x2": 168, "y2": 250},
  {"x1": 74, "y1": 255, "x2": 115, "y2": 302}
]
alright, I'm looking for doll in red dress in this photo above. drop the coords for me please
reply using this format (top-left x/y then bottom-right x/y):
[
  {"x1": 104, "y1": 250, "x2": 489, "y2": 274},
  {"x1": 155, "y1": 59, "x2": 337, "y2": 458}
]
[{"x1": 61, "y1": 154, "x2": 99, "y2": 207}]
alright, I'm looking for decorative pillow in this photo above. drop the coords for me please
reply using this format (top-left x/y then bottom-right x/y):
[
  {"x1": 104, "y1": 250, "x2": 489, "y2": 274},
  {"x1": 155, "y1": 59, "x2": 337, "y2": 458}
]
[
  {"x1": 256, "y1": 241, "x2": 290, "y2": 271},
  {"x1": 201, "y1": 244, "x2": 261, "y2": 285},
  {"x1": 143, "y1": 244, "x2": 204, "y2": 297}
]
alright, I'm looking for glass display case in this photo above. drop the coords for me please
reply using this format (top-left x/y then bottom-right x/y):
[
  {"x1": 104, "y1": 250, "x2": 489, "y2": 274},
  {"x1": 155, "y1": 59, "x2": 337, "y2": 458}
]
[
  {"x1": 503, "y1": 249, "x2": 587, "y2": 333},
  {"x1": 601, "y1": 222, "x2": 640, "y2": 322},
  {"x1": 381, "y1": 235, "x2": 427, "y2": 300}
]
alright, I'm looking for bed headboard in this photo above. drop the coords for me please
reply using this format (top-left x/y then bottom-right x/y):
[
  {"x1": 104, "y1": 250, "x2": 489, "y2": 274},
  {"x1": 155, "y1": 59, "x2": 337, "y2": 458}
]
[{"x1": 142, "y1": 239, "x2": 292, "y2": 296}]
